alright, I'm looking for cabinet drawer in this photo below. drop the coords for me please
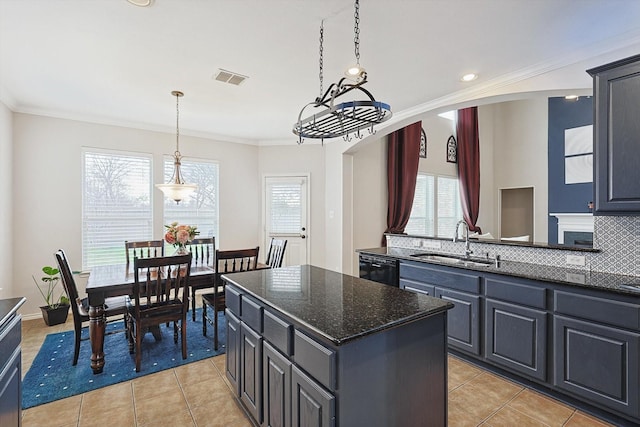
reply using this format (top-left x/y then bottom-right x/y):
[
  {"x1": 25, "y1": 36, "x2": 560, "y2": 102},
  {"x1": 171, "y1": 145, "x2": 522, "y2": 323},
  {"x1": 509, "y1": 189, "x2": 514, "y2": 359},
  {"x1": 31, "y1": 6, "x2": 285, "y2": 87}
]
[
  {"x1": 293, "y1": 330, "x2": 336, "y2": 392},
  {"x1": 225, "y1": 285, "x2": 242, "y2": 316},
  {"x1": 400, "y1": 278, "x2": 435, "y2": 296},
  {"x1": 241, "y1": 295, "x2": 263, "y2": 333},
  {"x1": 263, "y1": 310, "x2": 293, "y2": 356},
  {"x1": 555, "y1": 290, "x2": 640, "y2": 330},
  {"x1": 485, "y1": 277, "x2": 546, "y2": 309},
  {"x1": 0, "y1": 314, "x2": 20, "y2": 375},
  {"x1": 400, "y1": 261, "x2": 480, "y2": 293}
]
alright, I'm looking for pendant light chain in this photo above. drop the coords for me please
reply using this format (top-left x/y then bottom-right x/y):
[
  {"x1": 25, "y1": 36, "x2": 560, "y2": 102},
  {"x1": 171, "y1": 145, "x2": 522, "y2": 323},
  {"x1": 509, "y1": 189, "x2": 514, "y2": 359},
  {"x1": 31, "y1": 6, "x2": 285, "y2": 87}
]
[
  {"x1": 319, "y1": 20, "x2": 324, "y2": 99},
  {"x1": 353, "y1": 0, "x2": 360, "y2": 66}
]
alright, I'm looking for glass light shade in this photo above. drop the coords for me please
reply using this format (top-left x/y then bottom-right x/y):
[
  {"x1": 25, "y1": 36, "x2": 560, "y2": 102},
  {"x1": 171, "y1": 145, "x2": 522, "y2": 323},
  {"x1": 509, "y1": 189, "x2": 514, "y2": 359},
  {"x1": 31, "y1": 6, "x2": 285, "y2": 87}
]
[
  {"x1": 155, "y1": 183, "x2": 197, "y2": 203},
  {"x1": 344, "y1": 64, "x2": 366, "y2": 81}
]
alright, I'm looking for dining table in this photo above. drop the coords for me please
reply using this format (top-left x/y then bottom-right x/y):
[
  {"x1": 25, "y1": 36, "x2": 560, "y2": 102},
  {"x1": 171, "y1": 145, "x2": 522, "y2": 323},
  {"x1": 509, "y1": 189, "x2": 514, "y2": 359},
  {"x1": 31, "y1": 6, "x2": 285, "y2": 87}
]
[{"x1": 85, "y1": 262, "x2": 215, "y2": 374}]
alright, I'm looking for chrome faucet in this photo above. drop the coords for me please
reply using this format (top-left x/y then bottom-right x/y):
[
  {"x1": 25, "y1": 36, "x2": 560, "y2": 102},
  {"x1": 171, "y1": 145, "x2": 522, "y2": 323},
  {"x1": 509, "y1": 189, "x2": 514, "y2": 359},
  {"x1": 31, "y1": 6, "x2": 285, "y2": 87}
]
[{"x1": 453, "y1": 220, "x2": 473, "y2": 258}]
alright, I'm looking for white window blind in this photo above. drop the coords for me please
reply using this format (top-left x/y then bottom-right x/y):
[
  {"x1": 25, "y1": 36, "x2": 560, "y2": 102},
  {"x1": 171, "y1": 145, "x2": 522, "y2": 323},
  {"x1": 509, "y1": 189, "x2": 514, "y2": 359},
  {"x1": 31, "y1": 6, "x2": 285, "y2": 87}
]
[
  {"x1": 163, "y1": 158, "x2": 219, "y2": 244},
  {"x1": 405, "y1": 174, "x2": 434, "y2": 235},
  {"x1": 406, "y1": 173, "x2": 462, "y2": 237},
  {"x1": 268, "y1": 182, "x2": 301, "y2": 234},
  {"x1": 82, "y1": 150, "x2": 152, "y2": 268},
  {"x1": 436, "y1": 176, "x2": 462, "y2": 237}
]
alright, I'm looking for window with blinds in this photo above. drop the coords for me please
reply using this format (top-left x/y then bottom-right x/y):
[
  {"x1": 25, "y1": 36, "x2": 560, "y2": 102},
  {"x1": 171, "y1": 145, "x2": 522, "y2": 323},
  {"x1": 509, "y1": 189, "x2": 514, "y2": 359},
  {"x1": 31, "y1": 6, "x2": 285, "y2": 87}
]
[
  {"x1": 405, "y1": 173, "x2": 462, "y2": 237},
  {"x1": 268, "y1": 181, "x2": 302, "y2": 234},
  {"x1": 82, "y1": 150, "x2": 153, "y2": 268},
  {"x1": 163, "y1": 158, "x2": 219, "y2": 245}
]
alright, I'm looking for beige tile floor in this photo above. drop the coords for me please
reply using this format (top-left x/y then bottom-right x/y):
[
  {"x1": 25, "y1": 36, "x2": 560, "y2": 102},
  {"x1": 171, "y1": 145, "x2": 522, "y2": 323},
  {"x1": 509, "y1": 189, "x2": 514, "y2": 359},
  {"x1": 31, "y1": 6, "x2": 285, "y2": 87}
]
[{"x1": 21, "y1": 317, "x2": 614, "y2": 427}]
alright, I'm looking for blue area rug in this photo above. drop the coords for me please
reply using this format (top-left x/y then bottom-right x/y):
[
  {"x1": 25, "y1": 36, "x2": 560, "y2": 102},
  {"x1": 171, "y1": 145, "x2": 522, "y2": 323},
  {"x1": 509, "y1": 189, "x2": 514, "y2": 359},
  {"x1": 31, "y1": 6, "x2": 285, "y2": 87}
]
[{"x1": 22, "y1": 309, "x2": 225, "y2": 409}]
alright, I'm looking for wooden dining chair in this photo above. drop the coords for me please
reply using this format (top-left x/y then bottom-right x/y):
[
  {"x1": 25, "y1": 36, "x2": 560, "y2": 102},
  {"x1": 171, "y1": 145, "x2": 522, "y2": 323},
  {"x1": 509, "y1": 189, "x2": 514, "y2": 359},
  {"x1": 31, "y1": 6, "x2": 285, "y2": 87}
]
[
  {"x1": 186, "y1": 237, "x2": 216, "y2": 321},
  {"x1": 125, "y1": 240, "x2": 164, "y2": 265},
  {"x1": 265, "y1": 238, "x2": 287, "y2": 268},
  {"x1": 54, "y1": 249, "x2": 130, "y2": 366},
  {"x1": 202, "y1": 247, "x2": 259, "y2": 350},
  {"x1": 126, "y1": 253, "x2": 192, "y2": 372}
]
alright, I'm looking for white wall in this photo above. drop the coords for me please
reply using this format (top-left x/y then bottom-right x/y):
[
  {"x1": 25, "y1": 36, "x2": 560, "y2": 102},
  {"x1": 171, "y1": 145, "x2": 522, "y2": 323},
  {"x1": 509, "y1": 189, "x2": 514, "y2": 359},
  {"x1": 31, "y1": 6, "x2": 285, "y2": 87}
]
[
  {"x1": 351, "y1": 137, "x2": 387, "y2": 273},
  {"x1": 0, "y1": 101, "x2": 12, "y2": 299},
  {"x1": 324, "y1": 141, "x2": 345, "y2": 272},
  {"x1": 482, "y1": 99, "x2": 549, "y2": 242},
  {"x1": 418, "y1": 115, "x2": 457, "y2": 176},
  {"x1": 13, "y1": 113, "x2": 261, "y2": 316},
  {"x1": 257, "y1": 144, "x2": 326, "y2": 267}
]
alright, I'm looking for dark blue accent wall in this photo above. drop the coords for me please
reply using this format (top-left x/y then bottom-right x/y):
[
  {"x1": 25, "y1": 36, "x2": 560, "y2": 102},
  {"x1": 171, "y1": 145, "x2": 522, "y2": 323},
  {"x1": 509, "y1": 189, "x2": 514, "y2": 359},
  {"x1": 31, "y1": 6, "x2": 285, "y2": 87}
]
[{"x1": 548, "y1": 97, "x2": 593, "y2": 244}]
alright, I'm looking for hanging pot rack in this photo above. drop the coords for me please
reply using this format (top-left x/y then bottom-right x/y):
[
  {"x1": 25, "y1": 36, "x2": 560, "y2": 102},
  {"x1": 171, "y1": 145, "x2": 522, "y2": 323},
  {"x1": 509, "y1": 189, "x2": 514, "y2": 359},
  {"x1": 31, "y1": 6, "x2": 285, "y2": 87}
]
[
  {"x1": 293, "y1": 76, "x2": 392, "y2": 143},
  {"x1": 293, "y1": 0, "x2": 391, "y2": 144}
]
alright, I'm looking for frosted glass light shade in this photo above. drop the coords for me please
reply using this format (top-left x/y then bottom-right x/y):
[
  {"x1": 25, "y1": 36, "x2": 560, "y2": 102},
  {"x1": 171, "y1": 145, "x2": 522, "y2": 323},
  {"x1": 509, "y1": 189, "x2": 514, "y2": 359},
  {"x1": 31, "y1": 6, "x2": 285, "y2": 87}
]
[{"x1": 155, "y1": 183, "x2": 197, "y2": 203}]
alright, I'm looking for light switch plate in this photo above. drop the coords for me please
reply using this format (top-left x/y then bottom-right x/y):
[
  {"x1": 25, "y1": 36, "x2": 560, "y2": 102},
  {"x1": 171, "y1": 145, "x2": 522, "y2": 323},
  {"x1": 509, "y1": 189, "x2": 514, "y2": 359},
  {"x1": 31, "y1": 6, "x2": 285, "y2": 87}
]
[{"x1": 566, "y1": 255, "x2": 586, "y2": 267}]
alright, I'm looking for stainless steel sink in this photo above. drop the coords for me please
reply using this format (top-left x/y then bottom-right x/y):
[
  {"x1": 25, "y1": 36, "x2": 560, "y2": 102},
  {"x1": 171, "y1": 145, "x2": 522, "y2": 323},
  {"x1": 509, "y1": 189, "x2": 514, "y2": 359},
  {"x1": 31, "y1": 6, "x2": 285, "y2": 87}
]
[{"x1": 410, "y1": 252, "x2": 493, "y2": 268}]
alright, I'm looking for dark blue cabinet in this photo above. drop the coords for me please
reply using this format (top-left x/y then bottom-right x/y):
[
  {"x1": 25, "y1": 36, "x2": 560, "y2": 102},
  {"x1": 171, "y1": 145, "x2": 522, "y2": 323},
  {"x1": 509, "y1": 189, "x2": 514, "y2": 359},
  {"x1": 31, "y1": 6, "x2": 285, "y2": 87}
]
[
  {"x1": 240, "y1": 322, "x2": 263, "y2": 423},
  {"x1": 225, "y1": 309, "x2": 241, "y2": 396},
  {"x1": 400, "y1": 260, "x2": 482, "y2": 356},
  {"x1": 435, "y1": 288, "x2": 481, "y2": 356},
  {"x1": 0, "y1": 314, "x2": 21, "y2": 427},
  {"x1": 554, "y1": 315, "x2": 640, "y2": 418},
  {"x1": 397, "y1": 257, "x2": 640, "y2": 424},
  {"x1": 263, "y1": 341, "x2": 291, "y2": 427},
  {"x1": 588, "y1": 54, "x2": 640, "y2": 214},
  {"x1": 291, "y1": 364, "x2": 335, "y2": 427},
  {"x1": 485, "y1": 299, "x2": 547, "y2": 381}
]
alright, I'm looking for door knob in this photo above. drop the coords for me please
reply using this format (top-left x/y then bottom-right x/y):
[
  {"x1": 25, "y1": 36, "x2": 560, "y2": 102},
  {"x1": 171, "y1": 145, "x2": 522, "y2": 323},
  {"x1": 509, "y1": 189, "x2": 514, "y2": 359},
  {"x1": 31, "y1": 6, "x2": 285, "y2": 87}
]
[{"x1": 300, "y1": 234, "x2": 306, "y2": 239}]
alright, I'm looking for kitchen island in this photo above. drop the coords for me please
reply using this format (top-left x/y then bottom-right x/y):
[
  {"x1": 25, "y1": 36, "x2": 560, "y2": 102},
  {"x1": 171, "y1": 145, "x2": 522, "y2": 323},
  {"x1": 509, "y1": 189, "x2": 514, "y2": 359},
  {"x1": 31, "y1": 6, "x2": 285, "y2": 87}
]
[{"x1": 221, "y1": 265, "x2": 453, "y2": 427}]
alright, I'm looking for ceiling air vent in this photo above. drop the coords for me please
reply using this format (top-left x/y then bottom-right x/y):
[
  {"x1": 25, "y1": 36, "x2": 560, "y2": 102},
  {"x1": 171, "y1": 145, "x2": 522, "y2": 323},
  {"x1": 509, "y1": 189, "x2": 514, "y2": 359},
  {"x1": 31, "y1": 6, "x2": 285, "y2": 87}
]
[{"x1": 213, "y1": 69, "x2": 248, "y2": 86}]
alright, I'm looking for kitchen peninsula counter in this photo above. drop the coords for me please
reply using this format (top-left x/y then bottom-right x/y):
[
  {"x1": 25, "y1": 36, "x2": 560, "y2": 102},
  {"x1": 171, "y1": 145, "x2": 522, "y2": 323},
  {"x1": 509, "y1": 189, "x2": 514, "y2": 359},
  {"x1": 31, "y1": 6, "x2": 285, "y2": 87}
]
[
  {"x1": 358, "y1": 247, "x2": 640, "y2": 295},
  {"x1": 221, "y1": 265, "x2": 452, "y2": 427}
]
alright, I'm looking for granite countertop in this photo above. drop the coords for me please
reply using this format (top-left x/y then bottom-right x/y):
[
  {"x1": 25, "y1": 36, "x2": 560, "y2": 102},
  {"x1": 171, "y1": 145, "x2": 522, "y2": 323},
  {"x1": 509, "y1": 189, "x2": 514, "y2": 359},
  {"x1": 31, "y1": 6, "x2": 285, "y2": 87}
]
[
  {"x1": 0, "y1": 297, "x2": 26, "y2": 327},
  {"x1": 221, "y1": 264, "x2": 453, "y2": 346},
  {"x1": 358, "y1": 247, "x2": 640, "y2": 296}
]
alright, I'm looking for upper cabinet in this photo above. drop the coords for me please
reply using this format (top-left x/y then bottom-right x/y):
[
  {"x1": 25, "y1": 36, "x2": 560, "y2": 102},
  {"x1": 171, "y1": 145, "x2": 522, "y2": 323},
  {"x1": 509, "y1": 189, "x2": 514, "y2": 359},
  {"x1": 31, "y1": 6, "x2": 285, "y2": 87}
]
[{"x1": 588, "y1": 54, "x2": 640, "y2": 215}]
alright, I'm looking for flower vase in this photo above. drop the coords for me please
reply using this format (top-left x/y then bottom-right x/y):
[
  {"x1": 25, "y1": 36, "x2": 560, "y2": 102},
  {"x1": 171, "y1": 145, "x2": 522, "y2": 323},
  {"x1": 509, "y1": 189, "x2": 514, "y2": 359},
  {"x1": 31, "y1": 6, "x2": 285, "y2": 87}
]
[{"x1": 175, "y1": 244, "x2": 189, "y2": 255}]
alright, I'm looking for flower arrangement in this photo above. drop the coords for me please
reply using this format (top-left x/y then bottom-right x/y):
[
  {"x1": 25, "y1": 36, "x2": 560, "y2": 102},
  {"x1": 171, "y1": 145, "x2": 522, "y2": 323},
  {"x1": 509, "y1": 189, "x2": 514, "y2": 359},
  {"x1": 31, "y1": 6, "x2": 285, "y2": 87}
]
[{"x1": 164, "y1": 222, "x2": 199, "y2": 254}]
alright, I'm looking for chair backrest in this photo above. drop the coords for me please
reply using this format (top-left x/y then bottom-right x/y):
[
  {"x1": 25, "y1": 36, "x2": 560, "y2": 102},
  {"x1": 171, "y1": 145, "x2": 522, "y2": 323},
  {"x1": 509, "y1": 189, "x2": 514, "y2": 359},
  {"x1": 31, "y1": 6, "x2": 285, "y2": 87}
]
[
  {"x1": 125, "y1": 240, "x2": 165, "y2": 264},
  {"x1": 54, "y1": 249, "x2": 82, "y2": 320},
  {"x1": 215, "y1": 247, "x2": 260, "y2": 284},
  {"x1": 265, "y1": 238, "x2": 287, "y2": 268},
  {"x1": 132, "y1": 254, "x2": 192, "y2": 314},
  {"x1": 187, "y1": 237, "x2": 216, "y2": 267}
]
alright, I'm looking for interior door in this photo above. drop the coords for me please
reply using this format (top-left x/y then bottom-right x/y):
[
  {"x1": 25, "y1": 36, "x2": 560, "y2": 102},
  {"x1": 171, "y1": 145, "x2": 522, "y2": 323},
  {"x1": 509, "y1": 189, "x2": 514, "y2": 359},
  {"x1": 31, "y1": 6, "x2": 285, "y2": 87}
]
[{"x1": 264, "y1": 175, "x2": 309, "y2": 266}]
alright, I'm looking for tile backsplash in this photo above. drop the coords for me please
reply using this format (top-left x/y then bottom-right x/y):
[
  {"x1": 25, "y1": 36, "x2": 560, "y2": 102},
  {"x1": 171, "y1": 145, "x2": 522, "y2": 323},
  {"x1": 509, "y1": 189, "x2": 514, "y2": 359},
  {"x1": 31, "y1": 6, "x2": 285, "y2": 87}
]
[{"x1": 387, "y1": 215, "x2": 640, "y2": 277}]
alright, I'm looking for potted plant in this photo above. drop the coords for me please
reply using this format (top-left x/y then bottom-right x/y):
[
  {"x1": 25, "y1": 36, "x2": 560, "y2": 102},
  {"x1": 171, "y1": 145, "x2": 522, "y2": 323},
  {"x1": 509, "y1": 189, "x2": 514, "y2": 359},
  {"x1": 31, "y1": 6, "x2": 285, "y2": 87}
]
[{"x1": 33, "y1": 266, "x2": 70, "y2": 326}]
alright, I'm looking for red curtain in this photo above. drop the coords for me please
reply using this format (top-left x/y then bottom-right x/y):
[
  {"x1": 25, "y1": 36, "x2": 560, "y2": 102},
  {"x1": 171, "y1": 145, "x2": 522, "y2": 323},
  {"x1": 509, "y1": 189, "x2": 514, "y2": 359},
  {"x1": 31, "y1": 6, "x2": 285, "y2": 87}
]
[
  {"x1": 456, "y1": 107, "x2": 482, "y2": 233},
  {"x1": 382, "y1": 121, "x2": 422, "y2": 245}
]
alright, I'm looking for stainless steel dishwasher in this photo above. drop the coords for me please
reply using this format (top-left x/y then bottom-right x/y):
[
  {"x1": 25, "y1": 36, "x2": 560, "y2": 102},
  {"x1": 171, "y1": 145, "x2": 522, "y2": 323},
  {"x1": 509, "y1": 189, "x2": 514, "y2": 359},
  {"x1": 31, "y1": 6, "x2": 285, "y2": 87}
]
[{"x1": 358, "y1": 254, "x2": 399, "y2": 286}]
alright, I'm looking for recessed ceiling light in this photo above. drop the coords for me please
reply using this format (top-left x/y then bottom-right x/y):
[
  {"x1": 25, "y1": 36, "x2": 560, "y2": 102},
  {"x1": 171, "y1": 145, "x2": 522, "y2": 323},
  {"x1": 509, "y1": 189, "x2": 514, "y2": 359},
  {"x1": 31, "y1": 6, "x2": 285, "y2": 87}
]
[
  {"x1": 126, "y1": 0, "x2": 152, "y2": 7},
  {"x1": 461, "y1": 73, "x2": 478, "y2": 82}
]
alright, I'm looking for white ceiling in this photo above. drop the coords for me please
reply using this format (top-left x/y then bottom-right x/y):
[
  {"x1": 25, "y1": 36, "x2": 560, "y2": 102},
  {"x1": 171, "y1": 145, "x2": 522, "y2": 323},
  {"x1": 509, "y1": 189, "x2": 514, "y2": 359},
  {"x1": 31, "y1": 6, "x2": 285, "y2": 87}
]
[{"x1": 2, "y1": 0, "x2": 640, "y2": 145}]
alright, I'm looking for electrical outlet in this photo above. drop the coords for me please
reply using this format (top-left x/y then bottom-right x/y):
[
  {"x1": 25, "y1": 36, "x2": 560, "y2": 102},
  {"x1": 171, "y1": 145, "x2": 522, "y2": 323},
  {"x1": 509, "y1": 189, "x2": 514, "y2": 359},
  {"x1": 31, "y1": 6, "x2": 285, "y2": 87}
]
[
  {"x1": 421, "y1": 240, "x2": 442, "y2": 249},
  {"x1": 566, "y1": 255, "x2": 586, "y2": 267}
]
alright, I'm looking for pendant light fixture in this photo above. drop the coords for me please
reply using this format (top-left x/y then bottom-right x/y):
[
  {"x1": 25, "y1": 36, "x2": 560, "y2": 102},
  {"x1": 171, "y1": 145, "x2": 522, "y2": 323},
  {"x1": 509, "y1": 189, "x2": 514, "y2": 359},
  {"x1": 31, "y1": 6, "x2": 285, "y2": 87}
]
[
  {"x1": 155, "y1": 90, "x2": 197, "y2": 204},
  {"x1": 293, "y1": 0, "x2": 391, "y2": 144}
]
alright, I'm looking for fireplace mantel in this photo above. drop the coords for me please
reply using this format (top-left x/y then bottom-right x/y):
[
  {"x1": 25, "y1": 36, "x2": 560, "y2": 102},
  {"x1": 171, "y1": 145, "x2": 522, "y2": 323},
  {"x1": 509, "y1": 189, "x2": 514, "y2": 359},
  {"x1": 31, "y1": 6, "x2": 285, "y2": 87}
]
[{"x1": 549, "y1": 213, "x2": 594, "y2": 244}]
